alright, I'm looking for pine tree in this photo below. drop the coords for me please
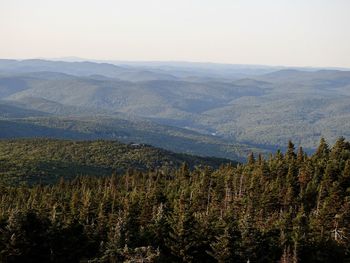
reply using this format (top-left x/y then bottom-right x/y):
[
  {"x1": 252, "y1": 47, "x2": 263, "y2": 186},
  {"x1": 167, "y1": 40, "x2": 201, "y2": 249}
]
[
  {"x1": 210, "y1": 225, "x2": 241, "y2": 263},
  {"x1": 297, "y1": 146, "x2": 304, "y2": 163},
  {"x1": 285, "y1": 161, "x2": 299, "y2": 207},
  {"x1": 167, "y1": 193, "x2": 201, "y2": 262},
  {"x1": 248, "y1": 152, "x2": 255, "y2": 165},
  {"x1": 330, "y1": 136, "x2": 348, "y2": 160},
  {"x1": 315, "y1": 138, "x2": 329, "y2": 159},
  {"x1": 286, "y1": 141, "x2": 296, "y2": 161}
]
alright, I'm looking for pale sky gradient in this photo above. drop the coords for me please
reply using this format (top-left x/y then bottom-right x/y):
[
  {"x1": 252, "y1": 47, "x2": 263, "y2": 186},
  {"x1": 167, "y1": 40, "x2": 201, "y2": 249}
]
[{"x1": 1, "y1": 0, "x2": 350, "y2": 67}]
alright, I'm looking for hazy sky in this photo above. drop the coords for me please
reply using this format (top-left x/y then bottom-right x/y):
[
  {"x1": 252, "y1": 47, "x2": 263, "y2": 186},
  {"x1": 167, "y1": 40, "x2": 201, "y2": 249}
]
[{"x1": 1, "y1": 0, "x2": 350, "y2": 67}]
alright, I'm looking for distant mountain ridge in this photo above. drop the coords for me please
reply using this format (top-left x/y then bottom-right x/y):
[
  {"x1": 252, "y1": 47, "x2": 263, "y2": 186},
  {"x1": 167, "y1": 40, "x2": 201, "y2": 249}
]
[
  {"x1": 0, "y1": 59, "x2": 349, "y2": 151},
  {"x1": 0, "y1": 59, "x2": 178, "y2": 82}
]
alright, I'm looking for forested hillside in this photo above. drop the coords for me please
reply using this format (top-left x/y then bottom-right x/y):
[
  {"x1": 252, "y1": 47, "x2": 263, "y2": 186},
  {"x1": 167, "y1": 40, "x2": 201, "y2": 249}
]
[
  {"x1": 0, "y1": 139, "x2": 231, "y2": 184},
  {"x1": 0, "y1": 138, "x2": 349, "y2": 262},
  {"x1": 1, "y1": 60, "x2": 350, "y2": 150},
  {"x1": 0, "y1": 116, "x2": 265, "y2": 161}
]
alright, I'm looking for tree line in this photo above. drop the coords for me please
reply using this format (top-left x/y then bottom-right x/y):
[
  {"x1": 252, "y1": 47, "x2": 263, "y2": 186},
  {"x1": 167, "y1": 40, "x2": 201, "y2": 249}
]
[{"x1": 0, "y1": 138, "x2": 349, "y2": 262}]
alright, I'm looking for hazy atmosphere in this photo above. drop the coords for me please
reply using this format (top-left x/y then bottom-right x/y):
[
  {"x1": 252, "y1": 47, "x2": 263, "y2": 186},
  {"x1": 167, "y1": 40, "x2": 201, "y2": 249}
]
[
  {"x1": 1, "y1": 1, "x2": 350, "y2": 262},
  {"x1": 1, "y1": 0, "x2": 350, "y2": 67}
]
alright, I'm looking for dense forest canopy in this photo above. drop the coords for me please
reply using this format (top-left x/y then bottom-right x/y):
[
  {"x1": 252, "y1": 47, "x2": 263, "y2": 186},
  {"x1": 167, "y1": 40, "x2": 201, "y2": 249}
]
[
  {"x1": 0, "y1": 139, "x2": 231, "y2": 184},
  {"x1": 0, "y1": 138, "x2": 349, "y2": 262},
  {"x1": 0, "y1": 116, "x2": 262, "y2": 161}
]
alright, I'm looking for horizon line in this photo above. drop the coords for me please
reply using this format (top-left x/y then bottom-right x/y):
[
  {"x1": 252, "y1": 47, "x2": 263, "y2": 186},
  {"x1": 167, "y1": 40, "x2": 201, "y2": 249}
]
[{"x1": 1, "y1": 56, "x2": 350, "y2": 71}]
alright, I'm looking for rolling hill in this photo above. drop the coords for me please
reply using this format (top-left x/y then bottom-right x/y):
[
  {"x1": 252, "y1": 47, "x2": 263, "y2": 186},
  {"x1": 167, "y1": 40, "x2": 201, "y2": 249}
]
[
  {"x1": 0, "y1": 139, "x2": 233, "y2": 184},
  {"x1": 0, "y1": 116, "x2": 264, "y2": 161},
  {"x1": 1, "y1": 59, "x2": 350, "y2": 151}
]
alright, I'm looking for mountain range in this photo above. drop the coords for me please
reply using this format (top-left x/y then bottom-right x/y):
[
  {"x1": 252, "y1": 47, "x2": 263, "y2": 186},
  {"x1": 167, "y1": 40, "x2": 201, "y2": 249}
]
[{"x1": 1, "y1": 58, "x2": 350, "y2": 159}]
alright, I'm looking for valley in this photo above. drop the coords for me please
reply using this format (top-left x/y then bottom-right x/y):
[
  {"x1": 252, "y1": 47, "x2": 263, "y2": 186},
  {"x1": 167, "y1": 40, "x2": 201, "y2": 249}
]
[{"x1": 1, "y1": 59, "x2": 349, "y2": 155}]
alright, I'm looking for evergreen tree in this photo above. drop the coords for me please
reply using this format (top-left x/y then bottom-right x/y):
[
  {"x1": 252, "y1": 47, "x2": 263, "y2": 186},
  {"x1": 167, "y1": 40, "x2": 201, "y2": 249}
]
[
  {"x1": 315, "y1": 137, "x2": 329, "y2": 159},
  {"x1": 286, "y1": 141, "x2": 297, "y2": 161},
  {"x1": 247, "y1": 152, "x2": 255, "y2": 165},
  {"x1": 167, "y1": 193, "x2": 202, "y2": 262}
]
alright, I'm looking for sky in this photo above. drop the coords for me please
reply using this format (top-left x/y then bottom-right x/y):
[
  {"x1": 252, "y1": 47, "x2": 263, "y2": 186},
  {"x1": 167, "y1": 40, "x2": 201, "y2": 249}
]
[{"x1": 1, "y1": 0, "x2": 350, "y2": 67}]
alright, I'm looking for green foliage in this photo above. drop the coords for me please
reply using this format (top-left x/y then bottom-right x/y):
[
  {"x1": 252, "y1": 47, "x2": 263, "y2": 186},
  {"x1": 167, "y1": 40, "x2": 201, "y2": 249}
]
[
  {"x1": 3, "y1": 66, "x2": 350, "y2": 151},
  {"x1": 0, "y1": 138, "x2": 349, "y2": 262},
  {"x1": 0, "y1": 139, "x2": 231, "y2": 184},
  {"x1": 0, "y1": 116, "x2": 265, "y2": 161}
]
